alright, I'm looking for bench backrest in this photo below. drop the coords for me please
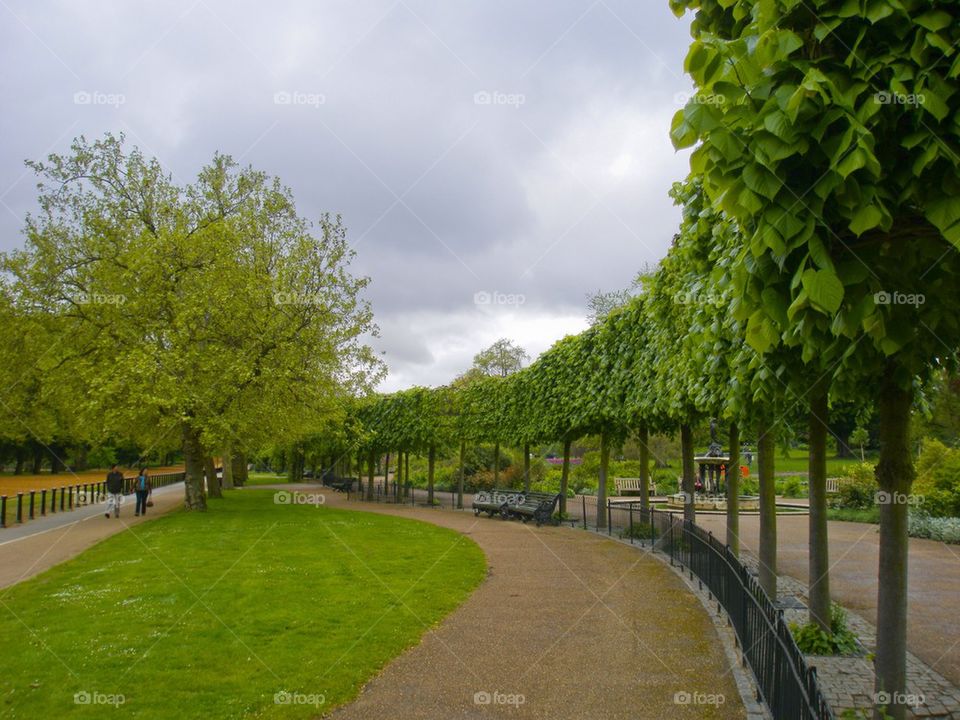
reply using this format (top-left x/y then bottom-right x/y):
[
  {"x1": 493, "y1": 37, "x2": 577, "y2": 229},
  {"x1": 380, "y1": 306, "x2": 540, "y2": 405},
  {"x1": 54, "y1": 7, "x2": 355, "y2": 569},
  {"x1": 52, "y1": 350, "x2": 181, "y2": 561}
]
[
  {"x1": 517, "y1": 492, "x2": 560, "y2": 509},
  {"x1": 475, "y1": 489, "x2": 525, "y2": 505},
  {"x1": 615, "y1": 477, "x2": 641, "y2": 491}
]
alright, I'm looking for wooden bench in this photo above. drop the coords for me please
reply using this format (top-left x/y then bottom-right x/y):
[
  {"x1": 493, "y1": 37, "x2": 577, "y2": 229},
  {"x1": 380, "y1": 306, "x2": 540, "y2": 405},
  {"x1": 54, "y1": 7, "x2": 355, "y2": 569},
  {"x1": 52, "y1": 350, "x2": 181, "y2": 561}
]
[
  {"x1": 826, "y1": 478, "x2": 841, "y2": 494},
  {"x1": 507, "y1": 491, "x2": 561, "y2": 527},
  {"x1": 472, "y1": 489, "x2": 524, "y2": 518},
  {"x1": 326, "y1": 476, "x2": 357, "y2": 492},
  {"x1": 614, "y1": 477, "x2": 657, "y2": 496}
]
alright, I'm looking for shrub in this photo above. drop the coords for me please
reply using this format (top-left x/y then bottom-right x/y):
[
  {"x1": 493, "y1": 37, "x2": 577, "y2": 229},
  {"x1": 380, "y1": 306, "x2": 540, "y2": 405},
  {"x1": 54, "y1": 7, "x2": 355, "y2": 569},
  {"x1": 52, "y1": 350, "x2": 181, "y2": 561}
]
[
  {"x1": 778, "y1": 477, "x2": 807, "y2": 498},
  {"x1": 790, "y1": 604, "x2": 859, "y2": 656},
  {"x1": 908, "y1": 512, "x2": 960, "y2": 544},
  {"x1": 913, "y1": 439, "x2": 960, "y2": 518},
  {"x1": 830, "y1": 463, "x2": 877, "y2": 510}
]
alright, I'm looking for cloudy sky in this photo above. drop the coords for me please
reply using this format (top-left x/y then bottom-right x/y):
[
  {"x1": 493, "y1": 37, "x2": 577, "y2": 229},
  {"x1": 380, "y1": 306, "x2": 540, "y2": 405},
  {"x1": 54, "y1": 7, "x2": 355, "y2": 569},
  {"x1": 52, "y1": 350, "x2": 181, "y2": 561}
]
[{"x1": 0, "y1": 0, "x2": 697, "y2": 391}]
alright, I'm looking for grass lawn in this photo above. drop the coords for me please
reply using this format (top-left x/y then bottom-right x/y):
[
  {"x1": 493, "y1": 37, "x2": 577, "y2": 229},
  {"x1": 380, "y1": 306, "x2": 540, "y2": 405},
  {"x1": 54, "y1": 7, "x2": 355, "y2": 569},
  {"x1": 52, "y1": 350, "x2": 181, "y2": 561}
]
[
  {"x1": 0, "y1": 490, "x2": 486, "y2": 718},
  {"x1": 245, "y1": 471, "x2": 292, "y2": 486}
]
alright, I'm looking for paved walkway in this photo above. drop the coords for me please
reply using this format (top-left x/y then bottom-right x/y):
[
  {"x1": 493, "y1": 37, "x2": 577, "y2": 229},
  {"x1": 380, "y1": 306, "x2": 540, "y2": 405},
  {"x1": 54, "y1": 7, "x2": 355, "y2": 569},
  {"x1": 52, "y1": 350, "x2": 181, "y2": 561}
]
[
  {"x1": 0, "y1": 483, "x2": 184, "y2": 589},
  {"x1": 693, "y1": 513, "x2": 960, "y2": 688},
  {"x1": 304, "y1": 488, "x2": 747, "y2": 720}
]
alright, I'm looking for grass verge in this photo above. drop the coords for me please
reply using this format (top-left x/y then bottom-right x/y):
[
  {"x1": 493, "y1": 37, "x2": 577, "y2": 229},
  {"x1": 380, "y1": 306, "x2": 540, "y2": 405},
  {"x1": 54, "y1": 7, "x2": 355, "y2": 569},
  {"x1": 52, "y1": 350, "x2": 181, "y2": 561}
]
[{"x1": 0, "y1": 490, "x2": 486, "y2": 718}]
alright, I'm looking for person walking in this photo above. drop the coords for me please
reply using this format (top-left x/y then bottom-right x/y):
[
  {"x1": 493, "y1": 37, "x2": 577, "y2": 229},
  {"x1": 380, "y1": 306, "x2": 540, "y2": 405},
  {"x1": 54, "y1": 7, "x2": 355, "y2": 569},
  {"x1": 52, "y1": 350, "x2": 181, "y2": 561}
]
[
  {"x1": 134, "y1": 468, "x2": 151, "y2": 517},
  {"x1": 105, "y1": 464, "x2": 124, "y2": 519}
]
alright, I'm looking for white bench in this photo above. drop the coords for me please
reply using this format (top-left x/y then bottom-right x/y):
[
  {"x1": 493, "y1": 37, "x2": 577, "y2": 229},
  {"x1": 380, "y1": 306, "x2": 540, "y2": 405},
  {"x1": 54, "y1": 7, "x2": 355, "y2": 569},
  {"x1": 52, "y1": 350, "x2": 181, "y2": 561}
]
[
  {"x1": 614, "y1": 477, "x2": 656, "y2": 496},
  {"x1": 826, "y1": 478, "x2": 841, "y2": 494}
]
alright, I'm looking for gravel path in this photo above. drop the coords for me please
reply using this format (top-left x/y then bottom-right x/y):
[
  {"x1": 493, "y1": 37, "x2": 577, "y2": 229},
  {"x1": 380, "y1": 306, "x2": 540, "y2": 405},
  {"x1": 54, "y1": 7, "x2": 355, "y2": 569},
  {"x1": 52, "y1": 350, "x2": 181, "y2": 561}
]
[{"x1": 313, "y1": 489, "x2": 746, "y2": 720}]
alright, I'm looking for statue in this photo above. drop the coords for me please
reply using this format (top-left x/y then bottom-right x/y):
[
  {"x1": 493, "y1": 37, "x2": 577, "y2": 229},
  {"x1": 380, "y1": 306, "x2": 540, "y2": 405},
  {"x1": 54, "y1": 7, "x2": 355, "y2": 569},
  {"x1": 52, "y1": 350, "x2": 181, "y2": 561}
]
[{"x1": 707, "y1": 417, "x2": 723, "y2": 457}]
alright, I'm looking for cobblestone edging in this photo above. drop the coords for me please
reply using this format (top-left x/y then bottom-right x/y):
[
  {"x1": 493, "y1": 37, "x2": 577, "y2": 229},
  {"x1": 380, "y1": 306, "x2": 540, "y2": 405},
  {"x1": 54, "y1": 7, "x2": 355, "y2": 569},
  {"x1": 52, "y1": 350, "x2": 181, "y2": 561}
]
[
  {"x1": 592, "y1": 529, "x2": 771, "y2": 720},
  {"x1": 736, "y1": 552, "x2": 960, "y2": 719}
]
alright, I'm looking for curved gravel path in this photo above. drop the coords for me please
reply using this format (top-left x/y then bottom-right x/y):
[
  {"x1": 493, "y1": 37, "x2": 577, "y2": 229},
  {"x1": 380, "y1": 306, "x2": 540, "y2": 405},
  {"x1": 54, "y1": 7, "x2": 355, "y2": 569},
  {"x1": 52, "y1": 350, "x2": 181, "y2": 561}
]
[{"x1": 311, "y1": 489, "x2": 746, "y2": 720}]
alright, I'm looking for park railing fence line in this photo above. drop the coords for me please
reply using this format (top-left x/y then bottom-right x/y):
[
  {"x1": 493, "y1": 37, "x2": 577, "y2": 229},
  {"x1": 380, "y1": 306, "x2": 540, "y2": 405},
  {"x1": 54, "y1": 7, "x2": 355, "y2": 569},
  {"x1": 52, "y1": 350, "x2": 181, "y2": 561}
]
[
  {"x1": 603, "y1": 499, "x2": 834, "y2": 720},
  {"x1": 0, "y1": 469, "x2": 214, "y2": 528}
]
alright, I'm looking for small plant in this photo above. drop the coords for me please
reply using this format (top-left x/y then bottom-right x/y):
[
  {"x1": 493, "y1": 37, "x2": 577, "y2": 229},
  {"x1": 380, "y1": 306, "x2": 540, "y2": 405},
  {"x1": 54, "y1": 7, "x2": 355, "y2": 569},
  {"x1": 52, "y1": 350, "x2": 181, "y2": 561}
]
[
  {"x1": 790, "y1": 603, "x2": 860, "y2": 656},
  {"x1": 621, "y1": 523, "x2": 656, "y2": 540}
]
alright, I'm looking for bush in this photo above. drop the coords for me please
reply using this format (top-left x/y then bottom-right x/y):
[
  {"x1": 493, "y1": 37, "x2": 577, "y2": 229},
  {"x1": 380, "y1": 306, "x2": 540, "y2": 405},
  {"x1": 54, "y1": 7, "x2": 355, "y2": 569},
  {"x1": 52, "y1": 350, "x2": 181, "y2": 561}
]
[
  {"x1": 830, "y1": 463, "x2": 877, "y2": 510},
  {"x1": 790, "y1": 604, "x2": 860, "y2": 656},
  {"x1": 777, "y1": 477, "x2": 807, "y2": 498},
  {"x1": 913, "y1": 439, "x2": 960, "y2": 518},
  {"x1": 908, "y1": 512, "x2": 960, "y2": 544}
]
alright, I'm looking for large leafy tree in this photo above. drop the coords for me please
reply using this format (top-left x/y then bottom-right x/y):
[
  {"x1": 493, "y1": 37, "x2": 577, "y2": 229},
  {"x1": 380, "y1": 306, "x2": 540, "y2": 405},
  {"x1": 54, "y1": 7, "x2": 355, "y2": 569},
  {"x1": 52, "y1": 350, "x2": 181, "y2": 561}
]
[
  {"x1": 4, "y1": 135, "x2": 381, "y2": 509},
  {"x1": 669, "y1": 1, "x2": 960, "y2": 714}
]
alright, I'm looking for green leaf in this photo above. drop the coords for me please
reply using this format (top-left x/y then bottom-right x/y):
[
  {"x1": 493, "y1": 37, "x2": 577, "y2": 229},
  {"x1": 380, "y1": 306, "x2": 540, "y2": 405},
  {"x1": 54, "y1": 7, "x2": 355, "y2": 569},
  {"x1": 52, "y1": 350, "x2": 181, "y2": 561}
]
[
  {"x1": 849, "y1": 204, "x2": 884, "y2": 235},
  {"x1": 801, "y1": 268, "x2": 844, "y2": 314}
]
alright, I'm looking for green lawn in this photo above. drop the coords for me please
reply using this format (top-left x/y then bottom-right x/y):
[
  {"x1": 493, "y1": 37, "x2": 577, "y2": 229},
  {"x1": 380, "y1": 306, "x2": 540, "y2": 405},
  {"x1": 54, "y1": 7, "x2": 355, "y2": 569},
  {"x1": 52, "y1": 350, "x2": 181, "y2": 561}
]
[
  {"x1": 245, "y1": 471, "x2": 292, "y2": 486},
  {"x1": 0, "y1": 491, "x2": 486, "y2": 718}
]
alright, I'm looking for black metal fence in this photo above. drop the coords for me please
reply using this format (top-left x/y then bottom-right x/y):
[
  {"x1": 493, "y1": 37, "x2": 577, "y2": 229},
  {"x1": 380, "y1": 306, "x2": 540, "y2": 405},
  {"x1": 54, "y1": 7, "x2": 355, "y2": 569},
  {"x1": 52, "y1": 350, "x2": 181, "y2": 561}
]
[
  {"x1": 605, "y1": 500, "x2": 834, "y2": 720},
  {"x1": 0, "y1": 470, "x2": 188, "y2": 529},
  {"x1": 340, "y1": 478, "x2": 466, "y2": 508}
]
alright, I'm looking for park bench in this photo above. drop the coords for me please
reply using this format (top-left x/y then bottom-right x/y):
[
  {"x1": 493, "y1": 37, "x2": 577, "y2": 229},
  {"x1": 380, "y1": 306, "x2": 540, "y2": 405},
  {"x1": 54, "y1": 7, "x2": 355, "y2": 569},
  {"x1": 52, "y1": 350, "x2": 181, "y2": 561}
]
[
  {"x1": 614, "y1": 477, "x2": 657, "y2": 496},
  {"x1": 826, "y1": 478, "x2": 841, "y2": 494},
  {"x1": 472, "y1": 489, "x2": 524, "y2": 518},
  {"x1": 326, "y1": 476, "x2": 357, "y2": 492},
  {"x1": 507, "y1": 491, "x2": 561, "y2": 526}
]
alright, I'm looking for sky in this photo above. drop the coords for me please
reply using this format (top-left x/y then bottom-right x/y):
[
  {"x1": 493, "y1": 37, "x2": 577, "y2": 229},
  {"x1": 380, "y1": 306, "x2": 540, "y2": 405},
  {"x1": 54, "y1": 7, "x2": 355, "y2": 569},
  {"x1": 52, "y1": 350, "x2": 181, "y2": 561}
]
[{"x1": 0, "y1": 0, "x2": 697, "y2": 391}]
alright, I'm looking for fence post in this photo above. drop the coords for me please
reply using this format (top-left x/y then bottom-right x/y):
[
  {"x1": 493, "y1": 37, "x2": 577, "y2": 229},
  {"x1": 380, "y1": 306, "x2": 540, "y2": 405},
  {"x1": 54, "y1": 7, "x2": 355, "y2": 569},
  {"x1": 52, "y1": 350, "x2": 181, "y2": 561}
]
[
  {"x1": 629, "y1": 504, "x2": 634, "y2": 543},
  {"x1": 29, "y1": 490, "x2": 36, "y2": 520},
  {"x1": 0, "y1": 495, "x2": 6, "y2": 528},
  {"x1": 40, "y1": 489, "x2": 47, "y2": 516},
  {"x1": 17, "y1": 493, "x2": 23, "y2": 523},
  {"x1": 50, "y1": 488, "x2": 56, "y2": 513},
  {"x1": 582, "y1": 495, "x2": 587, "y2": 530},
  {"x1": 68, "y1": 486, "x2": 73, "y2": 510},
  {"x1": 60, "y1": 486, "x2": 65, "y2": 511},
  {"x1": 606, "y1": 501, "x2": 611, "y2": 535}
]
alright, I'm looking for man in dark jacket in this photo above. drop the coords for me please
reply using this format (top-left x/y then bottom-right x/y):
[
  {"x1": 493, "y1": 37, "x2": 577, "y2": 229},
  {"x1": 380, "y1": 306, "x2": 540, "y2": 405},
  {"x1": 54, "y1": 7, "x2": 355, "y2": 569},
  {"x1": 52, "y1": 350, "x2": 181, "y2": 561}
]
[{"x1": 105, "y1": 464, "x2": 124, "y2": 518}]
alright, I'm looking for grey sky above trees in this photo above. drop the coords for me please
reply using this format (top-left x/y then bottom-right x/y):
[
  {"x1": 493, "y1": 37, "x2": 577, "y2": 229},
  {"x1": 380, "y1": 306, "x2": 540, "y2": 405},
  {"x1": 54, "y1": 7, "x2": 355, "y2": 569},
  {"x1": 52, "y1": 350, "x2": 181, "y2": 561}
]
[{"x1": 0, "y1": 0, "x2": 696, "y2": 389}]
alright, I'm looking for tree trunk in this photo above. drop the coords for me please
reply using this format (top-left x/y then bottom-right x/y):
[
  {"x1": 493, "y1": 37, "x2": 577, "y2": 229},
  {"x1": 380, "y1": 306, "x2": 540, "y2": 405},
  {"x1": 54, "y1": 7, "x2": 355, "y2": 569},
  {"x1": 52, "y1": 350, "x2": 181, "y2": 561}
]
[
  {"x1": 231, "y1": 451, "x2": 247, "y2": 487},
  {"x1": 288, "y1": 446, "x2": 304, "y2": 483},
  {"x1": 427, "y1": 445, "x2": 436, "y2": 505},
  {"x1": 222, "y1": 445, "x2": 234, "y2": 489},
  {"x1": 404, "y1": 451, "x2": 410, "y2": 498},
  {"x1": 14, "y1": 446, "x2": 25, "y2": 475},
  {"x1": 182, "y1": 424, "x2": 207, "y2": 511},
  {"x1": 384, "y1": 452, "x2": 391, "y2": 494},
  {"x1": 808, "y1": 382, "x2": 831, "y2": 631},
  {"x1": 32, "y1": 444, "x2": 43, "y2": 474},
  {"x1": 205, "y1": 455, "x2": 221, "y2": 499},
  {"x1": 73, "y1": 445, "x2": 89, "y2": 472},
  {"x1": 366, "y1": 449, "x2": 375, "y2": 501},
  {"x1": 758, "y1": 426, "x2": 777, "y2": 599},
  {"x1": 457, "y1": 440, "x2": 465, "y2": 509},
  {"x1": 493, "y1": 441, "x2": 500, "y2": 486},
  {"x1": 680, "y1": 423, "x2": 696, "y2": 524},
  {"x1": 727, "y1": 423, "x2": 740, "y2": 556},
  {"x1": 50, "y1": 445, "x2": 64, "y2": 474},
  {"x1": 874, "y1": 363, "x2": 914, "y2": 720},
  {"x1": 597, "y1": 431, "x2": 610, "y2": 529},
  {"x1": 560, "y1": 436, "x2": 571, "y2": 516},
  {"x1": 523, "y1": 442, "x2": 531, "y2": 492},
  {"x1": 638, "y1": 424, "x2": 650, "y2": 512}
]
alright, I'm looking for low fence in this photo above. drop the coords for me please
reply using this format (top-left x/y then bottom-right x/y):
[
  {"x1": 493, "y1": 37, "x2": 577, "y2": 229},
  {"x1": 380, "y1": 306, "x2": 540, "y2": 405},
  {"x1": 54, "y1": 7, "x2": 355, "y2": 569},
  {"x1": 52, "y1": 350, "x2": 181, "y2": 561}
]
[
  {"x1": 604, "y1": 500, "x2": 834, "y2": 720},
  {"x1": 0, "y1": 471, "x2": 187, "y2": 529},
  {"x1": 339, "y1": 478, "x2": 466, "y2": 508}
]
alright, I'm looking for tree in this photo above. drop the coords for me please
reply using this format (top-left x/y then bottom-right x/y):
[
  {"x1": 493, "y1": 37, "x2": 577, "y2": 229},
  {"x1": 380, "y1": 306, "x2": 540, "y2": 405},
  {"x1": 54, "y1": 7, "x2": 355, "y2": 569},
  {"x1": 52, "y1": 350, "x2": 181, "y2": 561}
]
[
  {"x1": 4, "y1": 134, "x2": 382, "y2": 510},
  {"x1": 472, "y1": 338, "x2": 529, "y2": 378},
  {"x1": 669, "y1": 2, "x2": 960, "y2": 714}
]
